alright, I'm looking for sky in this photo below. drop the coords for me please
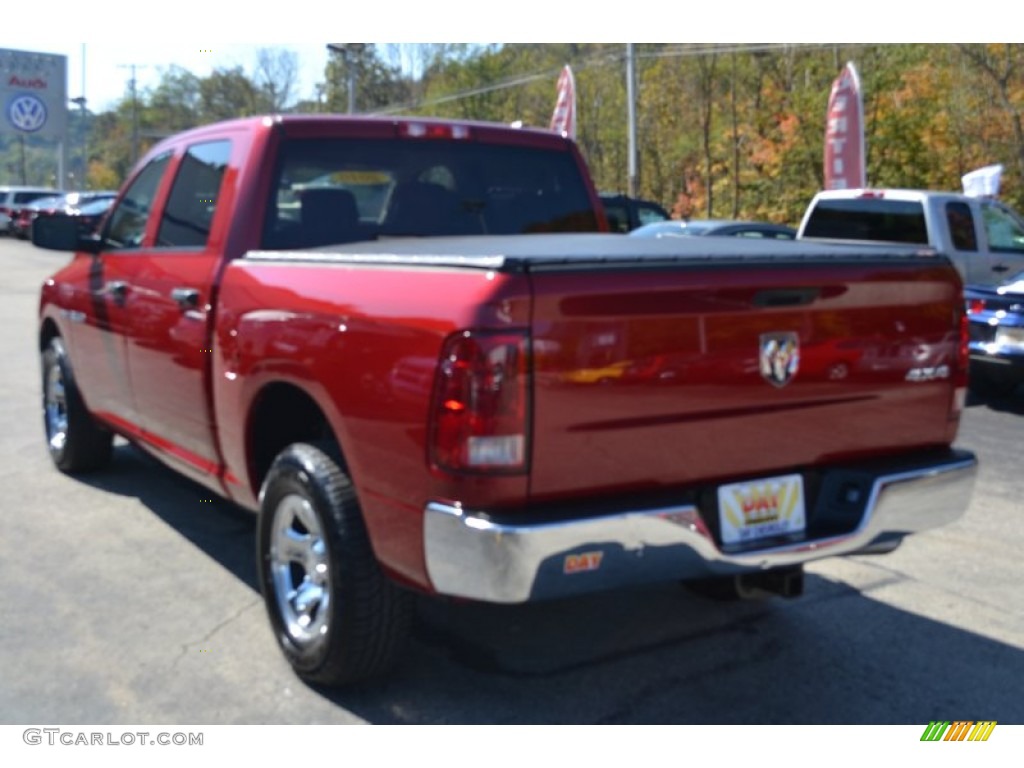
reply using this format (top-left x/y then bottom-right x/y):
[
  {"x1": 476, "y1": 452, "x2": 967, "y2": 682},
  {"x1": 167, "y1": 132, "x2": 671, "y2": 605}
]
[
  {"x1": 1, "y1": 3, "x2": 1000, "y2": 116},
  {"x1": 1, "y1": 41, "x2": 333, "y2": 113}
]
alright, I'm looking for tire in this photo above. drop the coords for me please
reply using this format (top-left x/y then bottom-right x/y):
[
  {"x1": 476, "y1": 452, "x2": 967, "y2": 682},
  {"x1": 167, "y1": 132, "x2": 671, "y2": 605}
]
[
  {"x1": 969, "y1": 365, "x2": 1019, "y2": 397},
  {"x1": 41, "y1": 337, "x2": 113, "y2": 473},
  {"x1": 257, "y1": 443, "x2": 413, "y2": 686}
]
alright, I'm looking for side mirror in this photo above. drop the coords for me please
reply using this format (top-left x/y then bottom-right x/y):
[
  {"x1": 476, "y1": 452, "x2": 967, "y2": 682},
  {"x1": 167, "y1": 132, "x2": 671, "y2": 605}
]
[{"x1": 32, "y1": 215, "x2": 101, "y2": 254}]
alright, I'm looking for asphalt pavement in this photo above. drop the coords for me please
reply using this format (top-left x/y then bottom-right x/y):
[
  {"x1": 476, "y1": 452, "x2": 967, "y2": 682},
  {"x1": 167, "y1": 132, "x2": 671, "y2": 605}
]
[{"x1": 1, "y1": 235, "x2": 1021, "y2": 724}]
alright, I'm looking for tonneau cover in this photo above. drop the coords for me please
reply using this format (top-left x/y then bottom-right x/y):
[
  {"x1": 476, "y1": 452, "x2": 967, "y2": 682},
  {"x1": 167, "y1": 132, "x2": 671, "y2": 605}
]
[{"x1": 245, "y1": 233, "x2": 946, "y2": 272}]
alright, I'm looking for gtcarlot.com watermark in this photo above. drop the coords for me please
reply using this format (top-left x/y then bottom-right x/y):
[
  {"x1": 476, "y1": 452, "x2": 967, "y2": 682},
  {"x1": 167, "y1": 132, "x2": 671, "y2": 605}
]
[{"x1": 23, "y1": 728, "x2": 203, "y2": 747}]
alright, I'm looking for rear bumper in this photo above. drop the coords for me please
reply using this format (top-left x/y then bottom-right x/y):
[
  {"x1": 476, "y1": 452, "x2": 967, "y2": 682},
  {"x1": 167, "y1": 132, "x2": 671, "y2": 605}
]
[{"x1": 423, "y1": 450, "x2": 977, "y2": 603}]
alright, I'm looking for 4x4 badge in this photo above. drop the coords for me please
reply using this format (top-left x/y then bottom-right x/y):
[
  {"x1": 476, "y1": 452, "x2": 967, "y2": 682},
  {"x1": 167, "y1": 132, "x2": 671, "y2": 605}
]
[{"x1": 760, "y1": 332, "x2": 799, "y2": 387}]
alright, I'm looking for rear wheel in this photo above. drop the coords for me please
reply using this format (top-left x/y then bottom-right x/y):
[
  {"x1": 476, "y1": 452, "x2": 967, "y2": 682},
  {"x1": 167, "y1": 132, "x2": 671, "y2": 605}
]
[
  {"x1": 41, "y1": 337, "x2": 113, "y2": 473},
  {"x1": 257, "y1": 443, "x2": 413, "y2": 686}
]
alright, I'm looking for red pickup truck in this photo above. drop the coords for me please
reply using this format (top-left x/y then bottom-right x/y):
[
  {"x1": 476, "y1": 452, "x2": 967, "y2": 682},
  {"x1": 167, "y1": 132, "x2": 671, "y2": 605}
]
[{"x1": 35, "y1": 115, "x2": 977, "y2": 686}]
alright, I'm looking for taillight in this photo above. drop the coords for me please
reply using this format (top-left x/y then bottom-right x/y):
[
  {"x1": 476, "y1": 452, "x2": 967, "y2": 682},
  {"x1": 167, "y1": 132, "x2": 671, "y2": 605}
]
[
  {"x1": 429, "y1": 330, "x2": 530, "y2": 474},
  {"x1": 956, "y1": 305, "x2": 970, "y2": 388},
  {"x1": 966, "y1": 298, "x2": 986, "y2": 315}
]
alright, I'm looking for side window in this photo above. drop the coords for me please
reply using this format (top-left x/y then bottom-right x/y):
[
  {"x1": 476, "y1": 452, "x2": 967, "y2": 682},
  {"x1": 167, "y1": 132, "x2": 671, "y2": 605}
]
[
  {"x1": 604, "y1": 203, "x2": 629, "y2": 233},
  {"x1": 156, "y1": 140, "x2": 231, "y2": 248},
  {"x1": 637, "y1": 203, "x2": 669, "y2": 226},
  {"x1": 945, "y1": 202, "x2": 977, "y2": 251},
  {"x1": 981, "y1": 202, "x2": 1024, "y2": 253},
  {"x1": 105, "y1": 153, "x2": 172, "y2": 249}
]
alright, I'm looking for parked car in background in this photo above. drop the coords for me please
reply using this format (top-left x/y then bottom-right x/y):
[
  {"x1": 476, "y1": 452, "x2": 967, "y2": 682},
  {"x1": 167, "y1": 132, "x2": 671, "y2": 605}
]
[
  {"x1": 630, "y1": 219, "x2": 797, "y2": 239},
  {"x1": 600, "y1": 192, "x2": 670, "y2": 233},
  {"x1": 46, "y1": 196, "x2": 117, "y2": 238},
  {"x1": 0, "y1": 186, "x2": 59, "y2": 235},
  {"x1": 12, "y1": 191, "x2": 117, "y2": 239},
  {"x1": 966, "y1": 268, "x2": 1024, "y2": 395},
  {"x1": 797, "y1": 188, "x2": 1024, "y2": 288}
]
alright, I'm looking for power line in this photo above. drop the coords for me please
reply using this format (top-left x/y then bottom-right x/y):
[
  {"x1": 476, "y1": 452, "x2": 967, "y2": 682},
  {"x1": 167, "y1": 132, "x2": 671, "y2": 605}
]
[{"x1": 369, "y1": 43, "x2": 832, "y2": 116}]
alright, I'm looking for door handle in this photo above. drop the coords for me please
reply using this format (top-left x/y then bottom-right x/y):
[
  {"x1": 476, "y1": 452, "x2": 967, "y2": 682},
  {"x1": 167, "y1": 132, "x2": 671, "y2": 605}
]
[
  {"x1": 992, "y1": 263, "x2": 1010, "y2": 273},
  {"x1": 170, "y1": 287, "x2": 200, "y2": 310},
  {"x1": 103, "y1": 281, "x2": 129, "y2": 301}
]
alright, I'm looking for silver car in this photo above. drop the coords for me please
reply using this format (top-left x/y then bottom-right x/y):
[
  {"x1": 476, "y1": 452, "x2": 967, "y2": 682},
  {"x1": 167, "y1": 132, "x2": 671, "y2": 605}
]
[{"x1": 0, "y1": 186, "x2": 59, "y2": 235}]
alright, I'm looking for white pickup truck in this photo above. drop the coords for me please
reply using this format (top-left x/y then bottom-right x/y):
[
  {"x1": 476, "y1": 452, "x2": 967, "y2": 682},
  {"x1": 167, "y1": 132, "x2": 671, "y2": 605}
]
[{"x1": 797, "y1": 188, "x2": 1024, "y2": 288}]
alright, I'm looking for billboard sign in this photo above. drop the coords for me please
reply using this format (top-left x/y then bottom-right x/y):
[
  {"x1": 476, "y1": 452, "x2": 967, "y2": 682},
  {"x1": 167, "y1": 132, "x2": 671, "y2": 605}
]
[{"x1": 0, "y1": 48, "x2": 67, "y2": 140}]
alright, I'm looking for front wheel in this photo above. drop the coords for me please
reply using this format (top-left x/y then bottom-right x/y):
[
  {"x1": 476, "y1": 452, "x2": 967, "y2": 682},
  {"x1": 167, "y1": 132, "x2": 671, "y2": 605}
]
[
  {"x1": 41, "y1": 337, "x2": 113, "y2": 473},
  {"x1": 969, "y1": 365, "x2": 1019, "y2": 398},
  {"x1": 257, "y1": 443, "x2": 413, "y2": 686}
]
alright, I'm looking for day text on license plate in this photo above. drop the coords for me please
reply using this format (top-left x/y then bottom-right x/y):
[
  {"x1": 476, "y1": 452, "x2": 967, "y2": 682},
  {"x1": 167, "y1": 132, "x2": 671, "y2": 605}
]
[{"x1": 717, "y1": 473, "x2": 806, "y2": 546}]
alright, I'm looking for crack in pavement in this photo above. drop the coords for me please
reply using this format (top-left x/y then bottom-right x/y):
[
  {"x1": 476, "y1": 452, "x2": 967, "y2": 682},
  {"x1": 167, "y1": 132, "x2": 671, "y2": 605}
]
[{"x1": 173, "y1": 598, "x2": 263, "y2": 668}]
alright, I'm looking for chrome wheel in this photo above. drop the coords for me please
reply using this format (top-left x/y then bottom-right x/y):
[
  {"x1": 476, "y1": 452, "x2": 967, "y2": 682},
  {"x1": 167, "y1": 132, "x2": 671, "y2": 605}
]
[
  {"x1": 269, "y1": 493, "x2": 332, "y2": 649},
  {"x1": 258, "y1": 443, "x2": 413, "y2": 684},
  {"x1": 44, "y1": 360, "x2": 69, "y2": 453}
]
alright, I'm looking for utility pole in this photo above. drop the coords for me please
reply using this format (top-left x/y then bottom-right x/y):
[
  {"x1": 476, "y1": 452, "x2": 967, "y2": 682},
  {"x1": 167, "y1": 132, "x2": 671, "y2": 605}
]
[
  {"x1": 118, "y1": 63, "x2": 147, "y2": 165},
  {"x1": 18, "y1": 134, "x2": 27, "y2": 185},
  {"x1": 626, "y1": 43, "x2": 638, "y2": 198},
  {"x1": 70, "y1": 97, "x2": 87, "y2": 188},
  {"x1": 326, "y1": 44, "x2": 365, "y2": 114}
]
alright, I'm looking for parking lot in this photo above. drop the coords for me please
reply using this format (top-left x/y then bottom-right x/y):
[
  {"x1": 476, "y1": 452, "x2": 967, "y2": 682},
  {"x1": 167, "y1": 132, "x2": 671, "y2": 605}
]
[{"x1": 1, "y1": 235, "x2": 1022, "y2": 725}]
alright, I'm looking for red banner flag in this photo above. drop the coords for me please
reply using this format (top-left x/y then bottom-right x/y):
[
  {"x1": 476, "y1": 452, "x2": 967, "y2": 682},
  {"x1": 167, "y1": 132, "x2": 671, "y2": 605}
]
[
  {"x1": 823, "y1": 62, "x2": 865, "y2": 190},
  {"x1": 549, "y1": 65, "x2": 576, "y2": 139}
]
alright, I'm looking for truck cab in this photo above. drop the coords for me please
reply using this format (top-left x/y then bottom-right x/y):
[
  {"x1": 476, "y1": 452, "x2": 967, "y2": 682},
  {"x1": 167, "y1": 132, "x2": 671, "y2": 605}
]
[{"x1": 797, "y1": 188, "x2": 1024, "y2": 287}]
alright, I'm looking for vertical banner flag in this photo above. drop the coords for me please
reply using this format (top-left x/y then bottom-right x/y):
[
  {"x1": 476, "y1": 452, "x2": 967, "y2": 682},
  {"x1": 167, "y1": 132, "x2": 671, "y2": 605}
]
[
  {"x1": 823, "y1": 62, "x2": 865, "y2": 190},
  {"x1": 550, "y1": 65, "x2": 576, "y2": 139}
]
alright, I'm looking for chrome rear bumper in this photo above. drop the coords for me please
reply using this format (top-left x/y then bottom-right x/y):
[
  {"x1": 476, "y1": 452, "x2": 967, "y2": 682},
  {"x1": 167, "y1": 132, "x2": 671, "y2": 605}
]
[{"x1": 423, "y1": 450, "x2": 977, "y2": 603}]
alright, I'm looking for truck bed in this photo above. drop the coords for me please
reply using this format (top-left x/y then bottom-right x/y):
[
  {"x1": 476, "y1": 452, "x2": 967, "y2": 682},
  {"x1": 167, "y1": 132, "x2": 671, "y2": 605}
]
[{"x1": 234, "y1": 233, "x2": 965, "y2": 528}]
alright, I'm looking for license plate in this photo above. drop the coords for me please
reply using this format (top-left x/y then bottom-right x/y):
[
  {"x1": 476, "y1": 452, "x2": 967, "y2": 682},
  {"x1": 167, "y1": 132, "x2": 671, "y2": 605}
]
[{"x1": 717, "y1": 473, "x2": 806, "y2": 546}]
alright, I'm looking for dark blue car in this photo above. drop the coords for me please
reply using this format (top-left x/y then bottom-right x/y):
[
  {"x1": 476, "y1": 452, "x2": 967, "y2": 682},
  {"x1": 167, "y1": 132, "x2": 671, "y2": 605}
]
[{"x1": 966, "y1": 269, "x2": 1024, "y2": 395}]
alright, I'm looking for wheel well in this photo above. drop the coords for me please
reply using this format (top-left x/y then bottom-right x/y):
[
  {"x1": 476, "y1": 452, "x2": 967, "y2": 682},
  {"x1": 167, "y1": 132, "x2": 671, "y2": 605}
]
[
  {"x1": 40, "y1": 319, "x2": 59, "y2": 351},
  {"x1": 248, "y1": 383, "x2": 345, "y2": 496}
]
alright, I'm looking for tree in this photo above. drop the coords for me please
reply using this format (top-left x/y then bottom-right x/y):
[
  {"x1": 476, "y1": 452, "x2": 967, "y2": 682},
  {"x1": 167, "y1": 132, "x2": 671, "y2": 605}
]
[
  {"x1": 324, "y1": 44, "x2": 409, "y2": 114},
  {"x1": 254, "y1": 48, "x2": 298, "y2": 113},
  {"x1": 958, "y1": 44, "x2": 1024, "y2": 209},
  {"x1": 200, "y1": 67, "x2": 261, "y2": 122}
]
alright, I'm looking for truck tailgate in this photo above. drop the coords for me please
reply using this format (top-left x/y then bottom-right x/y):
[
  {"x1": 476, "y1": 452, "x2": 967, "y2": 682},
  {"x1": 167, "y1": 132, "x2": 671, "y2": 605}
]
[{"x1": 527, "y1": 254, "x2": 964, "y2": 503}]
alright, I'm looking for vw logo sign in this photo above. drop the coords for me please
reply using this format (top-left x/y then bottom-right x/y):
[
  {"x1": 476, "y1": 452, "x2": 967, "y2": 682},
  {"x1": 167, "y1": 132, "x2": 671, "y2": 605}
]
[{"x1": 7, "y1": 93, "x2": 48, "y2": 133}]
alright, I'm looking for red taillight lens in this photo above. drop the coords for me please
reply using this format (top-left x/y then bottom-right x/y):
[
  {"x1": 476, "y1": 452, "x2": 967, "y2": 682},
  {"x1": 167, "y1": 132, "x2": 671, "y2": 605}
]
[
  {"x1": 429, "y1": 330, "x2": 529, "y2": 473},
  {"x1": 966, "y1": 298, "x2": 986, "y2": 315},
  {"x1": 956, "y1": 306, "x2": 970, "y2": 387}
]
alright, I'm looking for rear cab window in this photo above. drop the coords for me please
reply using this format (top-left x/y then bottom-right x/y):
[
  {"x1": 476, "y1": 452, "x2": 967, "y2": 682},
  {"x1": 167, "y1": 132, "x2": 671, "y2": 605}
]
[
  {"x1": 262, "y1": 137, "x2": 600, "y2": 249},
  {"x1": 802, "y1": 198, "x2": 929, "y2": 244}
]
